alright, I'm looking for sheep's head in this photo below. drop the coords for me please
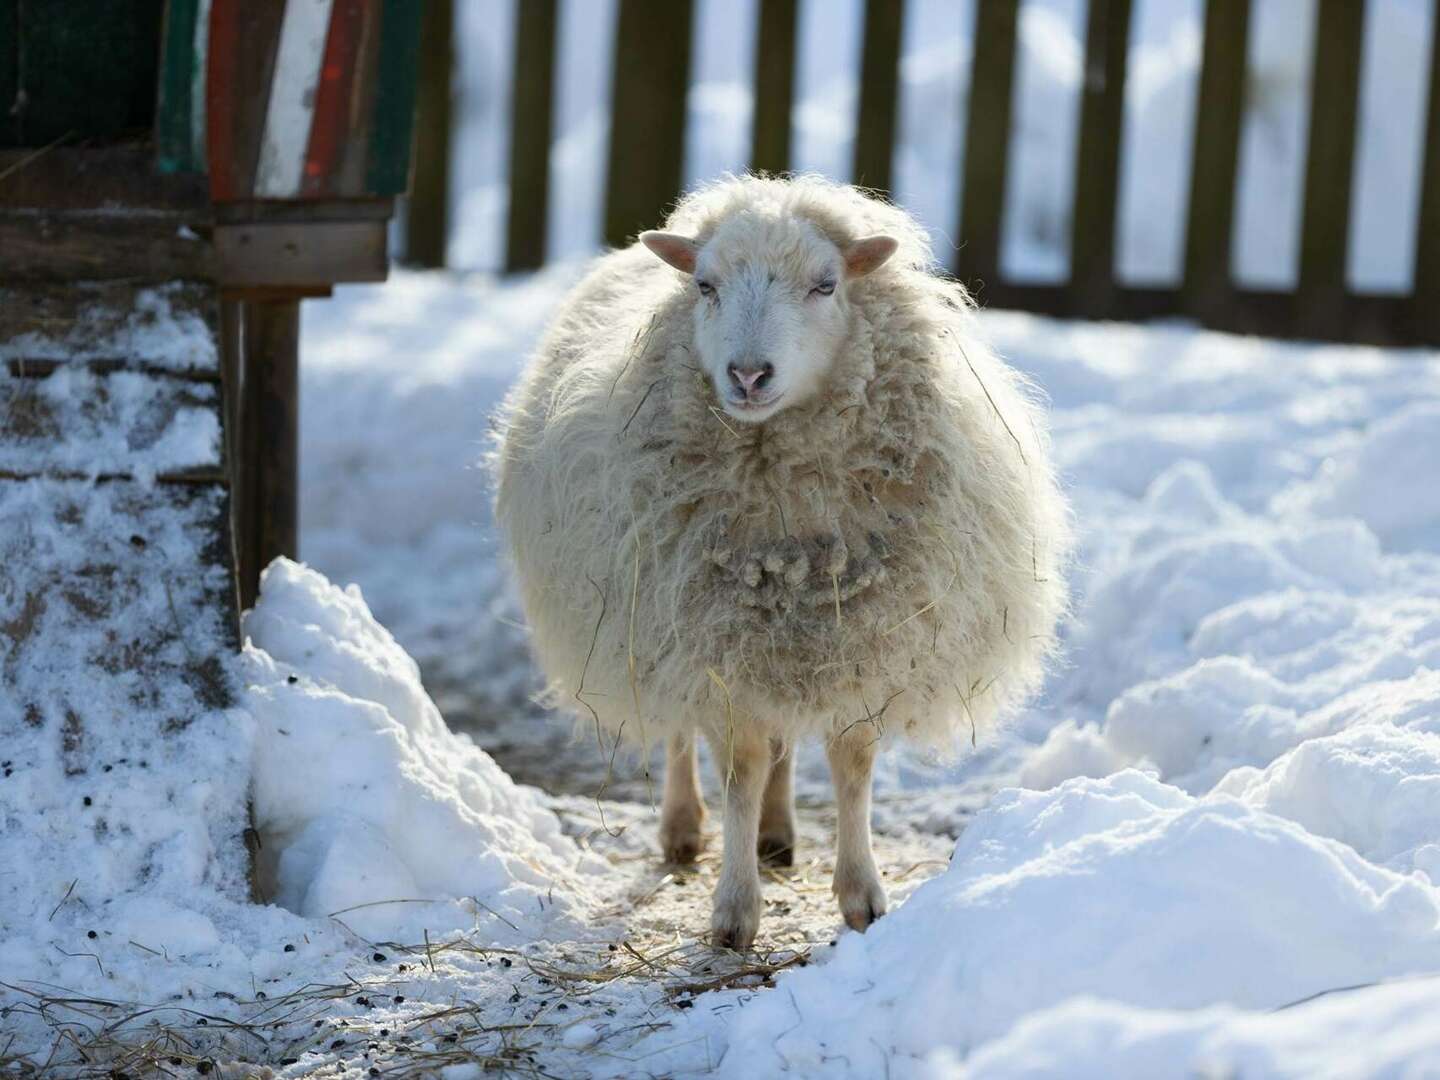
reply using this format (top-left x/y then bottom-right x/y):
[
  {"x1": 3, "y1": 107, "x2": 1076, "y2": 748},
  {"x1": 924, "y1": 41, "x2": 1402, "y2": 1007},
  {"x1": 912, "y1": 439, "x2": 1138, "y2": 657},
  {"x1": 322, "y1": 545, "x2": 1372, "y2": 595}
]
[{"x1": 641, "y1": 218, "x2": 897, "y2": 423}]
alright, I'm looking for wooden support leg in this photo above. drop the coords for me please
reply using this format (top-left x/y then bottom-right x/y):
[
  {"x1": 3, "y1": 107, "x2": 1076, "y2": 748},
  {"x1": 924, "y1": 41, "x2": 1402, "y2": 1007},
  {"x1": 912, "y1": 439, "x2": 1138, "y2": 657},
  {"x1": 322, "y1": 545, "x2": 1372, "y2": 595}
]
[{"x1": 237, "y1": 298, "x2": 301, "y2": 611}]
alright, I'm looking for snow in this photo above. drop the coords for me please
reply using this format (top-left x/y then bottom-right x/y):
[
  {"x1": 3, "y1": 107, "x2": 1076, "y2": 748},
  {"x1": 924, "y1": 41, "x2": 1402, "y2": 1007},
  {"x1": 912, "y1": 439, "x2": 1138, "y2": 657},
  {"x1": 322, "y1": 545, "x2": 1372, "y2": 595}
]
[{"x1": 6, "y1": 262, "x2": 1440, "y2": 1073}]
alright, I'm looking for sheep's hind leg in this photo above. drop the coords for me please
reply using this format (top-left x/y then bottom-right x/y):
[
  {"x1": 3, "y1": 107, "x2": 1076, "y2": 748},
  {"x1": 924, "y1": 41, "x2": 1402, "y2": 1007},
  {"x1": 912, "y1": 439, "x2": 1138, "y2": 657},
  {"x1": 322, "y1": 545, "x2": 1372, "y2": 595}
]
[
  {"x1": 757, "y1": 739, "x2": 797, "y2": 866},
  {"x1": 706, "y1": 726, "x2": 770, "y2": 951},
  {"x1": 827, "y1": 728, "x2": 887, "y2": 931},
  {"x1": 658, "y1": 733, "x2": 707, "y2": 864}
]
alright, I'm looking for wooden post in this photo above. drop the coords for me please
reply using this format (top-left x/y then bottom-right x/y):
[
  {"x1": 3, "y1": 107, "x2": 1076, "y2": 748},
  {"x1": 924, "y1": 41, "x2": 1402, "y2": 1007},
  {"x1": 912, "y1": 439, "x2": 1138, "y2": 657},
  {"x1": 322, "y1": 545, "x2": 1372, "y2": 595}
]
[
  {"x1": 1296, "y1": 0, "x2": 1364, "y2": 338},
  {"x1": 404, "y1": 0, "x2": 454, "y2": 267},
  {"x1": 1414, "y1": 3, "x2": 1440, "y2": 344},
  {"x1": 1069, "y1": 0, "x2": 1131, "y2": 316},
  {"x1": 750, "y1": 0, "x2": 799, "y2": 175},
  {"x1": 957, "y1": 0, "x2": 1019, "y2": 295},
  {"x1": 505, "y1": 0, "x2": 558, "y2": 272},
  {"x1": 1182, "y1": 0, "x2": 1251, "y2": 324},
  {"x1": 852, "y1": 0, "x2": 905, "y2": 194},
  {"x1": 604, "y1": 0, "x2": 695, "y2": 248},
  {"x1": 237, "y1": 299, "x2": 300, "y2": 612}
]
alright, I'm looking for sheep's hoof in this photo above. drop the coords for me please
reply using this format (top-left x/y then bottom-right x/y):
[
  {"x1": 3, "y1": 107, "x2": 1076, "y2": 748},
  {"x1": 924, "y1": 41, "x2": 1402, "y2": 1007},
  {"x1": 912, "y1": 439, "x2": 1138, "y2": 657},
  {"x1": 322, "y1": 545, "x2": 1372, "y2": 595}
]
[
  {"x1": 711, "y1": 884, "x2": 762, "y2": 952},
  {"x1": 757, "y1": 830, "x2": 796, "y2": 867},
  {"x1": 836, "y1": 876, "x2": 888, "y2": 932},
  {"x1": 659, "y1": 818, "x2": 707, "y2": 866}
]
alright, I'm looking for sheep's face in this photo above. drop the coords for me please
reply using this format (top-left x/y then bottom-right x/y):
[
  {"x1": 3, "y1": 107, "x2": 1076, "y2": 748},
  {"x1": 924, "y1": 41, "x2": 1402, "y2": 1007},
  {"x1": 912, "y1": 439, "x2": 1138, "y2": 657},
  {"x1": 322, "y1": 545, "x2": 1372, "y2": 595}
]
[{"x1": 641, "y1": 223, "x2": 897, "y2": 423}]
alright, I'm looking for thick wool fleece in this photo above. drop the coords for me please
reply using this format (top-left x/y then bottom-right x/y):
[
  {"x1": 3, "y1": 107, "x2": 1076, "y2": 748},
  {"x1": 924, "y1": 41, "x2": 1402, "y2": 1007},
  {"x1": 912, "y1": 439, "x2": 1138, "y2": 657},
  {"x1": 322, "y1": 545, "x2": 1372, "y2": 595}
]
[{"x1": 494, "y1": 176, "x2": 1069, "y2": 754}]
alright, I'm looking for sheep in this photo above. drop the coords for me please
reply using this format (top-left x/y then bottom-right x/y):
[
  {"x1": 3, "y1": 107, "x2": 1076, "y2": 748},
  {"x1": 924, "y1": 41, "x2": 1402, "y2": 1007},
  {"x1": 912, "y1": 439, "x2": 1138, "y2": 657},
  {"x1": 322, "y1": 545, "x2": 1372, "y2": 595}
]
[{"x1": 494, "y1": 175, "x2": 1069, "y2": 950}]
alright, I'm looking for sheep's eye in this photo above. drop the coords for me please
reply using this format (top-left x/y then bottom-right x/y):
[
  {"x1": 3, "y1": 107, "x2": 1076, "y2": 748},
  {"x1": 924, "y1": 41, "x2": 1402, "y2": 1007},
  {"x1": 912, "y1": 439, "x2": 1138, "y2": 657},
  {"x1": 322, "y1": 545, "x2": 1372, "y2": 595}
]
[
  {"x1": 697, "y1": 280, "x2": 717, "y2": 298},
  {"x1": 810, "y1": 280, "x2": 836, "y2": 297}
]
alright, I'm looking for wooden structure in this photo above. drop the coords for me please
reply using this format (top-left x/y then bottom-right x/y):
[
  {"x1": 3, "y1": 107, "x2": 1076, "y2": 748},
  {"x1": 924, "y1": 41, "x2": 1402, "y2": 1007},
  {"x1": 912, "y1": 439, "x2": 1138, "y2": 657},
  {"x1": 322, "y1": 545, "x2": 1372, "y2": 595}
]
[{"x1": 500, "y1": 0, "x2": 1440, "y2": 348}]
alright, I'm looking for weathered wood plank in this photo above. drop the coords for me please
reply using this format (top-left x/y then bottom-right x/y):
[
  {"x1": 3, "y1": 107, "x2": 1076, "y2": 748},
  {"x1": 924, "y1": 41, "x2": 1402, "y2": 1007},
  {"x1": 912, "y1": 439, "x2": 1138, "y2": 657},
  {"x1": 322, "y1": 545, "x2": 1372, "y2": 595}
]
[
  {"x1": 236, "y1": 299, "x2": 300, "y2": 611},
  {"x1": 0, "y1": 370, "x2": 222, "y2": 478},
  {"x1": 852, "y1": 0, "x2": 904, "y2": 193},
  {"x1": 750, "y1": 0, "x2": 799, "y2": 175},
  {"x1": 1297, "y1": 0, "x2": 1365, "y2": 334},
  {"x1": 405, "y1": 0, "x2": 455, "y2": 266},
  {"x1": 215, "y1": 221, "x2": 389, "y2": 288},
  {"x1": 506, "y1": 0, "x2": 559, "y2": 272},
  {"x1": 0, "y1": 212, "x2": 216, "y2": 282},
  {"x1": 1183, "y1": 0, "x2": 1251, "y2": 319},
  {"x1": 1070, "y1": 0, "x2": 1132, "y2": 312},
  {"x1": 0, "y1": 281, "x2": 220, "y2": 374},
  {"x1": 604, "y1": 0, "x2": 695, "y2": 247},
  {"x1": 0, "y1": 146, "x2": 210, "y2": 213},
  {"x1": 957, "y1": 0, "x2": 1020, "y2": 292},
  {"x1": 1414, "y1": 2, "x2": 1440, "y2": 340}
]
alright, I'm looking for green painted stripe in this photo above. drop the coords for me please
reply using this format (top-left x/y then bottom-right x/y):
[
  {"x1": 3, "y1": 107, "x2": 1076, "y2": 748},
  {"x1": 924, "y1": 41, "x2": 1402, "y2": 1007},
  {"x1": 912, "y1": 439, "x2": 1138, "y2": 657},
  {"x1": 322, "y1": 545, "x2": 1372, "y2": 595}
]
[
  {"x1": 156, "y1": 0, "x2": 201, "y2": 173},
  {"x1": 366, "y1": 0, "x2": 423, "y2": 196}
]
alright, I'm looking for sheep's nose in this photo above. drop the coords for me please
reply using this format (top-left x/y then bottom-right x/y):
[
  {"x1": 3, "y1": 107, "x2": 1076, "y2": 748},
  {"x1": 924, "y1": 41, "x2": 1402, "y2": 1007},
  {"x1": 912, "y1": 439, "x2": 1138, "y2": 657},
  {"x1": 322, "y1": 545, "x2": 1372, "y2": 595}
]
[{"x1": 728, "y1": 361, "x2": 774, "y2": 396}]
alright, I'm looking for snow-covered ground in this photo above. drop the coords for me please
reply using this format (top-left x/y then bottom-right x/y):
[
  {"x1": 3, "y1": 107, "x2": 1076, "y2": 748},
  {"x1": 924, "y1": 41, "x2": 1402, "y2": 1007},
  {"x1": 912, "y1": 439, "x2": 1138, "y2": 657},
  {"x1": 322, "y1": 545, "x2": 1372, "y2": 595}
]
[{"x1": 5, "y1": 256, "x2": 1440, "y2": 1075}]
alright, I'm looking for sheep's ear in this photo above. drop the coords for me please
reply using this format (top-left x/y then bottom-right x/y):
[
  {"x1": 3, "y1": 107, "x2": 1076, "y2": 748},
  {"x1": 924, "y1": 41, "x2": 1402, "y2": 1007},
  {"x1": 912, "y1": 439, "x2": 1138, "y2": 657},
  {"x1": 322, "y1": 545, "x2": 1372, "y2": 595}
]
[
  {"x1": 640, "y1": 231, "x2": 699, "y2": 274},
  {"x1": 844, "y1": 235, "x2": 899, "y2": 277}
]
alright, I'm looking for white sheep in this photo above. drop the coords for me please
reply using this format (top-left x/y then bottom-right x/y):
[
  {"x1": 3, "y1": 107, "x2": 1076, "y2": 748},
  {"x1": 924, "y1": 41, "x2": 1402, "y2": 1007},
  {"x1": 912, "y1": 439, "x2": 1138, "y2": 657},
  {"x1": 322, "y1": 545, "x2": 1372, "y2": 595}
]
[{"x1": 494, "y1": 175, "x2": 1069, "y2": 949}]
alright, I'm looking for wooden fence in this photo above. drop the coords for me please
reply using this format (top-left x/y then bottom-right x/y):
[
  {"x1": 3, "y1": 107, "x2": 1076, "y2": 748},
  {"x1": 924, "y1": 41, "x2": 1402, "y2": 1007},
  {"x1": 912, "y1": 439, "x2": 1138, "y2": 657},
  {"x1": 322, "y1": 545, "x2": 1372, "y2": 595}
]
[{"x1": 491, "y1": 0, "x2": 1440, "y2": 348}]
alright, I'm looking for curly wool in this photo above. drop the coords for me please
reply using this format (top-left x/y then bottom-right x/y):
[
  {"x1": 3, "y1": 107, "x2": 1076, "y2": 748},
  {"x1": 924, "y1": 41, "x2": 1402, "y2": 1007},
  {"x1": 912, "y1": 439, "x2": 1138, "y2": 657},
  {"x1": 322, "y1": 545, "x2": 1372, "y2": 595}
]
[{"x1": 493, "y1": 176, "x2": 1070, "y2": 755}]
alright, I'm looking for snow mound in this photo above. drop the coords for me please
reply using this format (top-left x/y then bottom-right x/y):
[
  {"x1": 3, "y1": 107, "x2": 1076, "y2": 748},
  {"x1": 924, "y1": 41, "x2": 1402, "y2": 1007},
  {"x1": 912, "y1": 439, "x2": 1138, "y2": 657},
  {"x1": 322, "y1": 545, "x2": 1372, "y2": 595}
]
[
  {"x1": 1275, "y1": 401, "x2": 1440, "y2": 554},
  {"x1": 678, "y1": 771, "x2": 1440, "y2": 1076},
  {"x1": 960, "y1": 978, "x2": 1440, "y2": 1079},
  {"x1": 243, "y1": 558, "x2": 596, "y2": 941}
]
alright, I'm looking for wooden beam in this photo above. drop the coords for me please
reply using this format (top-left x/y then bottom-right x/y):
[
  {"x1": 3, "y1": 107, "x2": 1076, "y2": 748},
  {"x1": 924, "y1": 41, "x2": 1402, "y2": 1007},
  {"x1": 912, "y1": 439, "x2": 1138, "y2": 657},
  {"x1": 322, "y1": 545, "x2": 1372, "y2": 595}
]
[
  {"x1": 957, "y1": 0, "x2": 1019, "y2": 293},
  {"x1": 237, "y1": 299, "x2": 300, "y2": 612},
  {"x1": 505, "y1": 0, "x2": 559, "y2": 271},
  {"x1": 1183, "y1": 0, "x2": 1251, "y2": 321},
  {"x1": 749, "y1": 0, "x2": 799, "y2": 175},
  {"x1": 1296, "y1": 0, "x2": 1365, "y2": 336},
  {"x1": 604, "y1": 0, "x2": 695, "y2": 248},
  {"x1": 0, "y1": 211, "x2": 216, "y2": 281},
  {"x1": 852, "y1": 0, "x2": 905, "y2": 193},
  {"x1": 1069, "y1": 0, "x2": 1132, "y2": 313},
  {"x1": 216, "y1": 221, "x2": 389, "y2": 288},
  {"x1": 1414, "y1": 2, "x2": 1440, "y2": 340},
  {"x1": 405, "y1": 0, "x2": 454, "y2": 267}
]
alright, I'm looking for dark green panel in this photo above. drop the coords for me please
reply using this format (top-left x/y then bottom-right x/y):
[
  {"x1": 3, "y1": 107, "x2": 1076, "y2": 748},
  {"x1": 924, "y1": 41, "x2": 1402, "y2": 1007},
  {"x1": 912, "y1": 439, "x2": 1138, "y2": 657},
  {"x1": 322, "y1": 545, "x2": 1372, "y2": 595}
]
[
  {"x1": 0, "y1": 0, "x2": 165, "y2": 148},
  {"x1": 367, "y1": 0, "x2": 423, "y2": 196},
  {"x1": 156, "y1": 0, "x2": 201, "y2": 173}
]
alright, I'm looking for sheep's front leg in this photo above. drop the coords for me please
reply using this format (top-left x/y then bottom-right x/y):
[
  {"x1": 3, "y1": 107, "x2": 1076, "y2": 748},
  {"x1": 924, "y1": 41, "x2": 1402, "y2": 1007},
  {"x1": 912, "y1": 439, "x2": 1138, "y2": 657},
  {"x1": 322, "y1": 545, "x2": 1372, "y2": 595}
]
[
  {"x1": 827, "y1": 729, "x2": 887, "y2": 931},
  {"x1": 757, "y1": 739, "x2": 797, "y2": 866},
  {"x1": 706, "y1": 726, "x2": 770, "y2": 951},
  {"x1": 659, "y1": 732, "x2": 707, "y2": 864}
]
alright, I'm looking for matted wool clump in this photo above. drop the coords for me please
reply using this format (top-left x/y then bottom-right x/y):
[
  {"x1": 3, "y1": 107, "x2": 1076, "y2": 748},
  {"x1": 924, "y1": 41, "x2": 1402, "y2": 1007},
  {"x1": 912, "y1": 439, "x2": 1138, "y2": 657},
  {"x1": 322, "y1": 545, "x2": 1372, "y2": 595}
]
[{"x1": 494, "y1": 175, "x2": 1069, "y2": 755}]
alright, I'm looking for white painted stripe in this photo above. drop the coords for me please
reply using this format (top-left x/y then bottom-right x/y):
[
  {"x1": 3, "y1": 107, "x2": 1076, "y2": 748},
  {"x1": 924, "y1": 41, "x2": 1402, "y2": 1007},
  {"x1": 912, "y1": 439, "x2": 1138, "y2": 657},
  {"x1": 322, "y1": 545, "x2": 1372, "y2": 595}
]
[
  {"x1": 254, "y1": 0, "x2": 333, "y2": 197},
  {"x1": 190, "y1": 0, "x2": 212, "y2": 168}
]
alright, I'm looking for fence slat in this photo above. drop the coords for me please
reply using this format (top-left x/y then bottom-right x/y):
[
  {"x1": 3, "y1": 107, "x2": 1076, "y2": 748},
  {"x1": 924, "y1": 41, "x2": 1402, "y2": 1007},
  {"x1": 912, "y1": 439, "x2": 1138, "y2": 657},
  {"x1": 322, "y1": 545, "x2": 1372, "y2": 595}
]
[
  {"x1": 604, "y1": 0, "x2": 695, "y2": 248},
  {"x1": 405, "y1": 0, "x2": 453, "y2": 267},
  {"x1": 852, "y1": 0, "x2": 905, "y2": 194},
  {"x1": 1183, "y1": 0, "x2": 1251, "y2": 319},
  {"x1": 750, "y1": 0, "x2": 799, "y2": 175},
  {"x1": 505, "y1": 0, "x2": 558, "y2": 271},
  {"x1": 1415, "y1": 2, "x2": 1440, "y2": 339},
  {"x1": 957, "y1": 0, "x2": 1019, "y2": 293},
  {"x1": 1069, "y1": 0, "x2": 1132, "y2": 313},
  {"x1": 1296, "y1": 0, "x2": 1364, "y2": 334}
]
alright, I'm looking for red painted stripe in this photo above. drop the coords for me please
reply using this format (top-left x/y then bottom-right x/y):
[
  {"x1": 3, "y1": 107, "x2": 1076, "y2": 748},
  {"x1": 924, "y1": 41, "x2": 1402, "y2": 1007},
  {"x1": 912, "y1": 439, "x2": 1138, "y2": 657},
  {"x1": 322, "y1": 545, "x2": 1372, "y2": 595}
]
[
  {"x1": 301, "y1": 0, "x2": 370, "y2": 197},
  {"x1": 206, "y1": 0, "x2": 242, "y2": 200}
]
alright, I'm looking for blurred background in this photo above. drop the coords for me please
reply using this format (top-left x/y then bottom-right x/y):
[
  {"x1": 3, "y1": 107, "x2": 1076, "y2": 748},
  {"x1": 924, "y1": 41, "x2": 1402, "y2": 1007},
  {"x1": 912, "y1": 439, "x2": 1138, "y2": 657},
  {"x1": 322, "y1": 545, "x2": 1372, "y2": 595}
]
[{"x1": 400, "y1": 0, "x2": 1438, "y2": 345}]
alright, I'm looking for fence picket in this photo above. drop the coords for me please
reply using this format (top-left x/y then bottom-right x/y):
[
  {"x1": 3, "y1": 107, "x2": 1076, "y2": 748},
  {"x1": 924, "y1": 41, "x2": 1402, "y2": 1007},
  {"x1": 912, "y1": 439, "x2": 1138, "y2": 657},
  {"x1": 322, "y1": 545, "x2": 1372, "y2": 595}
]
[
  {"x1": 604, "y1": 0, "x2": 695, "y2": 247},
  {"x1": 505, "y1": 0, "x2": 558, "y2": 271},
  {"x1": 1297, "y1": 0, "x2": 1365, "y2": 335},
  {"x1": 852, "y1": 0, "x2": 905, "y2": 194},
  {"x1": 1183, "y1": 0, "x2": 1251, "y2": 321},
  {"x1": 751, "y1": 0, "x2": 799, "y2": 175},
  {"x1": 1415, "y1": 3, "x2": 1440, "y2": 340},
  {"x1": 958, "y1": 0, "x2": 1020, "y2": 295},
  {"x1": 1070, "y1": 0, "x2": 1132, "y2": 314}
]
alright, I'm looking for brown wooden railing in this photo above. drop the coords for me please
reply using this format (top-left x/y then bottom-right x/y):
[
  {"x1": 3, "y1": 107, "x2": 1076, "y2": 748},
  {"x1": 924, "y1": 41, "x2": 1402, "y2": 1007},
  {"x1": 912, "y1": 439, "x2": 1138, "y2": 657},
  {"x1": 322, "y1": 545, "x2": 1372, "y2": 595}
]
[{"x1": 495, "y1": 0, "x2": 1440, "y2": 348}]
